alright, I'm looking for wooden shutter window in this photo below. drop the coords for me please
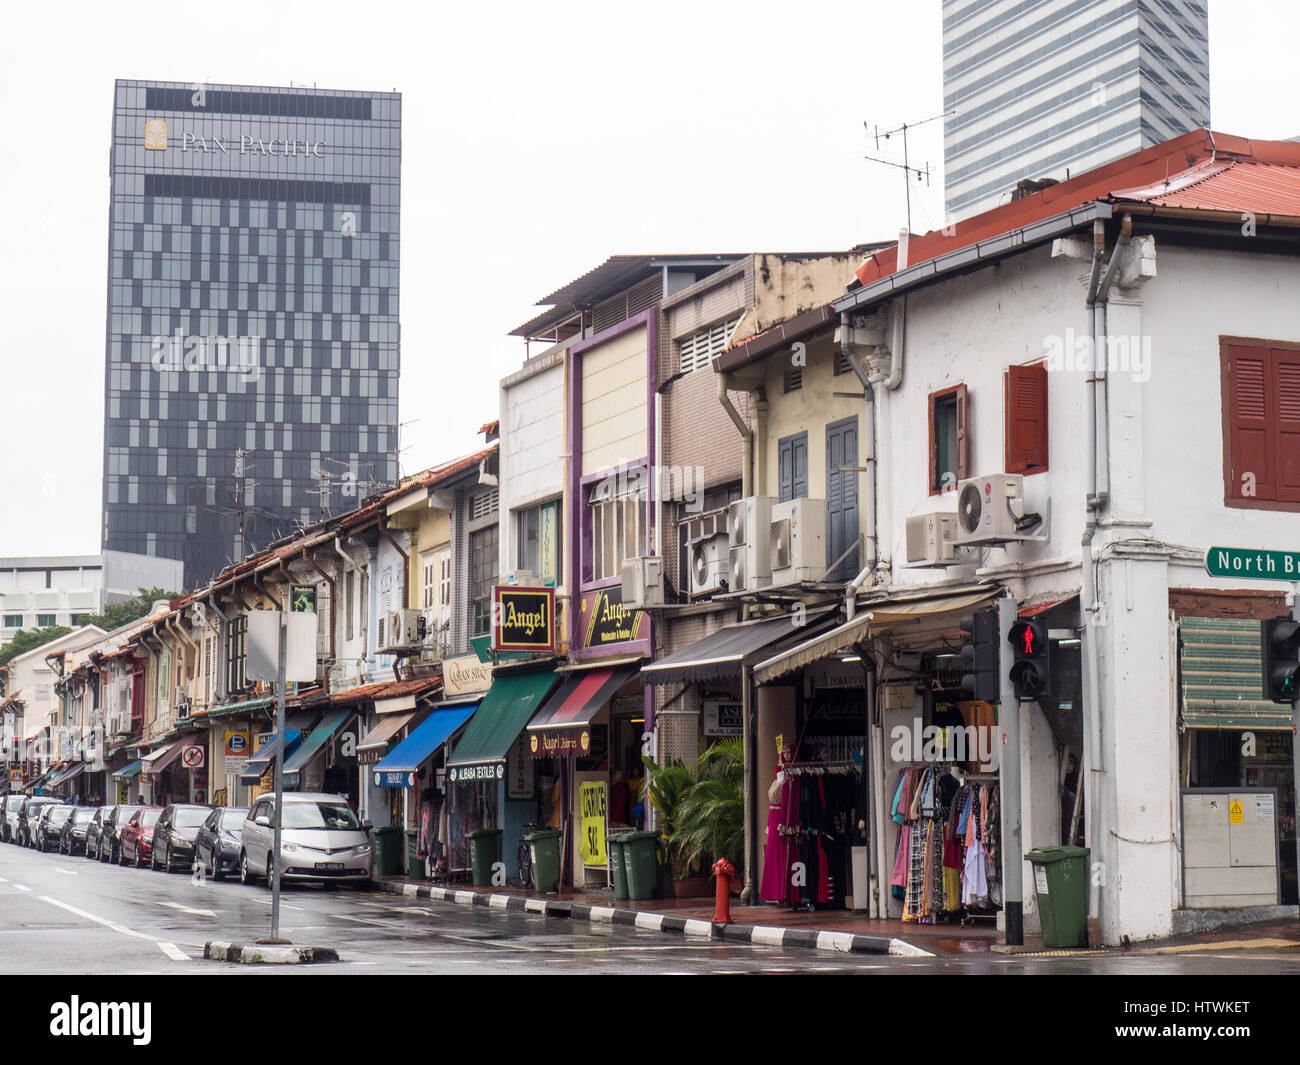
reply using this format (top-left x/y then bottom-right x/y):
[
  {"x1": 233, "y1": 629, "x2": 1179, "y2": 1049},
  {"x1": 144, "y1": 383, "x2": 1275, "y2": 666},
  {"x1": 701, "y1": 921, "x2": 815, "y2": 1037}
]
[
  {"x1": 955, "y1": 383, "x2": 970, "y2": 482},
  {"x1": 1005, "y1": 362, "x2": 1048, "y2": 474},
  {"x1": 1277, "y1": 355, "x2": 1300, "y2": 503},
  {"x1": 1225, "y1": 344, "x2": 1277, "y2": 503}
]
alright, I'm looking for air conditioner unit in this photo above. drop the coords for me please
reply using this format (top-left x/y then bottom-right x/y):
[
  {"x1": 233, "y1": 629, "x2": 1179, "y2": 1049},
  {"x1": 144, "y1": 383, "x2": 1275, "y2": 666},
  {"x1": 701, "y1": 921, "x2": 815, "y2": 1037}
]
[
  {"x1": 728, "y1": 496, "x2": 774, "y2": 591},
  {"x1": 684, "y1": 511, "x2": 725, "y2": 544},
  {"x1": 955, "y1": 474, "x2": 1043, "y2": 545},
  {"x1": 905, "y1": 512, "x2": 958, "y2": 565},
  {"x1": 382, "y1": 608, "x2": 426, "y2": 649},
  {"x1": 768, "y1": 498, "x2": 826, "y2": 586},
  {"x1": 621, "y1": 556, "x2": 664, "y2": 608},
  {"x1": 174, "y1": 687, "x2": 191, "y2": 714},
  {"x1": 689, "y1": 534, "x2": 731, "y2": 599}
]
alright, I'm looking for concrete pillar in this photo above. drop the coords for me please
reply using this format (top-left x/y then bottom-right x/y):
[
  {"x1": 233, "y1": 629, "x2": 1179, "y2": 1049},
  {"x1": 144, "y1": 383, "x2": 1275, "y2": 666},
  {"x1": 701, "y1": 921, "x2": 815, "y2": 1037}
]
[{"x1": 1018, "y1": 700, "x2": 1061, "y2": 935}]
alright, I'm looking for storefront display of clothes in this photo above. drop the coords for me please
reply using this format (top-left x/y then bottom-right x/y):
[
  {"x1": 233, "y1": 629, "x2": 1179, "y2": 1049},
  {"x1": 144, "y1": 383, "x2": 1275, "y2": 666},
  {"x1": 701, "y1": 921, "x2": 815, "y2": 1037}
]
[
  {"x1": 890, "y1": 764, "x2": 1001, "y2": 923},
  {"x1": 760, "y1": 762, "x2": 859, "y2": 911}
]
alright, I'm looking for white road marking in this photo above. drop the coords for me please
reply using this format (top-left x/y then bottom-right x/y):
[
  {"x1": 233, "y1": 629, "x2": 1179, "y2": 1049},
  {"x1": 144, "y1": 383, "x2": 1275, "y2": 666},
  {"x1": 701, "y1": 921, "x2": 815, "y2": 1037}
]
[
  {"x1": 248, "y1": 896, "x2": 305, "y2": 910},
  {"x1": 330, "y1": 913, "x2": 398, "y2": 927},
  {"x1": 153, "y1": 900, "x2": 218, "y2": 918},
  {"x1": 53, "y1": 869, "x2": 78, "y2": 876},
  {"x1": 0, "y1": 877, "x2": 9, "y2": 882},
  {"x1": 36, "y1": 896, "x2": 190, "y2": 962},
  {"x1": 13, "y1": 885, "x2": 30, "y2": 892}
]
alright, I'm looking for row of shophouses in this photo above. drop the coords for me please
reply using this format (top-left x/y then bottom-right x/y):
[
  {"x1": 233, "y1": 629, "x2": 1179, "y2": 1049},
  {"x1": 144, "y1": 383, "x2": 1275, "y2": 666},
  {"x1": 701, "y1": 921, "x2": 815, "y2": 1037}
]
[{"x1": 4, "y1": 128, "x2": 1300, "y2": 945}]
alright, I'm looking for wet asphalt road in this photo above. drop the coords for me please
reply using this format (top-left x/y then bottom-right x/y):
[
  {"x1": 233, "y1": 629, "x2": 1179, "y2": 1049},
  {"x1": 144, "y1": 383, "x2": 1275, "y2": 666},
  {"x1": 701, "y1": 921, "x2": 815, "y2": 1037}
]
[{"x1": 2, "y1": 841, "x2": 1300, "y2": 975}]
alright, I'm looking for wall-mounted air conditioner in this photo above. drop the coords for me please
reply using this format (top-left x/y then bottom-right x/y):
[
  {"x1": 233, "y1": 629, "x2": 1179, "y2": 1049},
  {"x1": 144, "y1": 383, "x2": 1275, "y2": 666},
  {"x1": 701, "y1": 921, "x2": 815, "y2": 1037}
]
[
  {"x1": 382, "y1": 608, "x2": 426, "y2": 650},
  {"x1": 728, "y1": 496, "x2": 774, "y2": 591},
  {"x1": 955, "y1": 474, "x2": 1044, "y2": 545},
  {"x1": 621, "y1": 556, "x2": 664, "y2": 608},
  {"x1": 768, "y1": 498, "x2": 826, "y2": 586},
  {"x1": 905, "y1": 512, "x2": 957, "y2": 566},
  {"x1": 689, "y1": 534, "x2": 730, "y2": 598}
]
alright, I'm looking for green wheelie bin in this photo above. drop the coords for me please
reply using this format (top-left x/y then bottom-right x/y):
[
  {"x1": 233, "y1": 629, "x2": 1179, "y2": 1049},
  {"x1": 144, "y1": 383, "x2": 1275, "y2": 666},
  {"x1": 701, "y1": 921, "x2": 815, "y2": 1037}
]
[
  {"x1": 607, "y1": 832, "x2": 631, "y2": 899},
  {"x1": 406, "y1": 828, "x2": 425, "y2": 880},
  {"x1": 622, "y1": 830, "x2": 661, "y2": 900},
  {"x1": 525, "y1": 828, "x2": 562, "y2": 893},
  {"x1": 1024, "y1": 845, "x2": 1090, "y2": 948},
  {"x1": 372, "y1": 825, "x2": 402, "y2": 877},
  {"x1": 468, "y1": 827, "x2": 503, "y2": 887}
]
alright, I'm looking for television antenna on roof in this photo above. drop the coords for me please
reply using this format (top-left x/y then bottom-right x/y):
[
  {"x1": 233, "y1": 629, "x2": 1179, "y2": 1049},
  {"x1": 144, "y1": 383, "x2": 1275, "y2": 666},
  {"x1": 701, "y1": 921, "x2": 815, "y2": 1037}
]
[{"x1": 863, "y1": 111, "x2": 955, "y2": 234}]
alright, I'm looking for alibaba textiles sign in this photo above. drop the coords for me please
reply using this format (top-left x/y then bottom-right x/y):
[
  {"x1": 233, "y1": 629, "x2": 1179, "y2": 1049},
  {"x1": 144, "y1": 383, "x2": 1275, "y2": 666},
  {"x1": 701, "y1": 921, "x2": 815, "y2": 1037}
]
[
  {"x1": 492, "y1": 587, "x2": 554, "y2": 653},
  {"x1": 576, "y1": 585, "x2": 650, "y2": 658}
]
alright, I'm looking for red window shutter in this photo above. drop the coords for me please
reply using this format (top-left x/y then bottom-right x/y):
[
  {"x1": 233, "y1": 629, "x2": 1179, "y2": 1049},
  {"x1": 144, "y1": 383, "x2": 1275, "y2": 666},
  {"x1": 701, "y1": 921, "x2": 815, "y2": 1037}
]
[
  {"x1": 1005, "y1": 363, "x2": 1048, "y2": 474},
  {"x1": 956, "y1": 383, "x2": 970, "y2": 481},
  {"x1": 1274, "y1": 348, "x2": 1300, "y2": 502},
  {"x1": 1226, "y1": 345, "x2": 1275, "y2": 501}
]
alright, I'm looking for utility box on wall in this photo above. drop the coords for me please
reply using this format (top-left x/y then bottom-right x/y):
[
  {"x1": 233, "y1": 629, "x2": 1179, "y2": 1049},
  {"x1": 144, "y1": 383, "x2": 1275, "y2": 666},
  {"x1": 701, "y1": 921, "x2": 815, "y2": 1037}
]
[{"x1": 1181, "y1": 789, "x2": 1280, "y2": 908}]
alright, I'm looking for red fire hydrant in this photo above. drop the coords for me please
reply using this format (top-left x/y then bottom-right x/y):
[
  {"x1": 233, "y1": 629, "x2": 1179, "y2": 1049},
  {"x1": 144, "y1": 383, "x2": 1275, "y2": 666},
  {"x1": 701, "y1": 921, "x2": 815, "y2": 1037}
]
[{"x1": 712, "y1": 858, "x2": 735, "y2": 924}]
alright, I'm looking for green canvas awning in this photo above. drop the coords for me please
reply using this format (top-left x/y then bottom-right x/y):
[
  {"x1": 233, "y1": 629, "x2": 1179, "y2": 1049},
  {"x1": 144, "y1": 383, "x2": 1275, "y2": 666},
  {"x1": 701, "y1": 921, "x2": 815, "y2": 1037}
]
[
  {"x1": 283, "y1": 708, "x2": 352, "y2": 784},
  {"x1": 1180, "y1": 616, "x2": 1293, "y2": 731},
  {"x1": 446, "y1": 669, "x2": 558, "y2": 776}
]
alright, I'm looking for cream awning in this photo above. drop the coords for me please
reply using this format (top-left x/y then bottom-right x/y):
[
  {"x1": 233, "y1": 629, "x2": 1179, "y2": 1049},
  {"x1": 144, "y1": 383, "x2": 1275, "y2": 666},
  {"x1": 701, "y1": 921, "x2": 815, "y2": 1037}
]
[{"x1": 752, "y1": 586, "x2": 1002, "y2": 684}]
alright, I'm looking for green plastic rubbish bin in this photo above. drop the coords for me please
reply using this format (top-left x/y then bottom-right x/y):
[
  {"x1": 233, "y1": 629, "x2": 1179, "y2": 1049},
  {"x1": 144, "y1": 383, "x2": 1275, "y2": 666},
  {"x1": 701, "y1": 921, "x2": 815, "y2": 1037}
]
[
  {"x1": 1024, "y1": 845, "x2": 1090, "y2": 948},
  {"x1": 607, "y1": 832, "x2": 631, "y2": 899},
  {"x1": 405, "y1": 828, "x2": 425, "y2": 880},
  {"x1": 372, "y1": 825, "x2": 402, "y2": 877},
  {"x1": 525, "y1": 828, "x2": 562, "y2": 894},
  {"x1": 622, "y1": 830, "x2": 661, "y2": 900},
  {"x1": 468, "y1": 828, "x2": 503, "y2": 887}
]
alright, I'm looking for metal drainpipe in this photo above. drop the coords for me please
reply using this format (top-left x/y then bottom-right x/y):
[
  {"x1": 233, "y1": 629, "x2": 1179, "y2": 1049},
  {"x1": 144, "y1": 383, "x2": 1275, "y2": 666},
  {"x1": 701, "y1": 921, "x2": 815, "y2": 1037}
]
[
  {"x1": 207, "y1": 594, "x2": 231, "y2": 701},
  {"x1": 717, "y1": 374, "x2": 753, "y2": 498},
  {"x1": 841, "y1": 313, "x2": 878, "y2": 619}
]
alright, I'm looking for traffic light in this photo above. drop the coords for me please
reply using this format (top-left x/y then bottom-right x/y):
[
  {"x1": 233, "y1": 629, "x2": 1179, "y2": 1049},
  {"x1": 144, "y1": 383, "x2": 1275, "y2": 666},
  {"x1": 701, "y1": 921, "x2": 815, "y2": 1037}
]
[
  {"x1": 1261, "y1": 617, "x2": 1300, "y2": 704},
  {"x1": 959, "y1": 608, "x2": 1000, "y2": 702},
  {"x1": 1006, "y1": 616, "x2": 1050, "y2": 700}
]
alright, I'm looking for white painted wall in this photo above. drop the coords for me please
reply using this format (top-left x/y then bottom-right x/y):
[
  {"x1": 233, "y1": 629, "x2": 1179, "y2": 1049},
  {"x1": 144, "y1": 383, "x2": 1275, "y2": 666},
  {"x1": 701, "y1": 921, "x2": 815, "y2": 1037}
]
[
  {"x1": 581, "y1": 325, "x2": 648, "y2": 477},
  {"x1": 500, "y1": 349, "x2": 566, "y2": 576}
]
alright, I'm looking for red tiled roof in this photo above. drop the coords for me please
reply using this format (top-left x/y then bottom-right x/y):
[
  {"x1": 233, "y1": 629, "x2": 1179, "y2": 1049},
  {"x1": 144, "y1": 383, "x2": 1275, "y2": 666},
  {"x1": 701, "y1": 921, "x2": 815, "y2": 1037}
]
[
  {"x1": 854, "y1": 130, "x2": 1300, "y2": 289},
  {"x1": 331, "y1": 676, "x2": 441, "y2": 705}
]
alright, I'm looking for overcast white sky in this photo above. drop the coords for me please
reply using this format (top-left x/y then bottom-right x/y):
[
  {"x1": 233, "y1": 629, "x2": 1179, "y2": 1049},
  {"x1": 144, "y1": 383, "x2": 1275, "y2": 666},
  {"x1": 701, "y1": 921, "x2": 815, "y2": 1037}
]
[{"x1": 1, "y1": 0, "x2": 1296, "y2": 560}]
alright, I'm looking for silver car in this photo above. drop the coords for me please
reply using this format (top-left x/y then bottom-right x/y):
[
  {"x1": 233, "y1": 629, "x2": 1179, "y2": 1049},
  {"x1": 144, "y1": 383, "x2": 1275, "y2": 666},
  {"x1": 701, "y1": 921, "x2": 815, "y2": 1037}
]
[{"x1": 239, "y1": 792, "x2": 372, "y2": 886}]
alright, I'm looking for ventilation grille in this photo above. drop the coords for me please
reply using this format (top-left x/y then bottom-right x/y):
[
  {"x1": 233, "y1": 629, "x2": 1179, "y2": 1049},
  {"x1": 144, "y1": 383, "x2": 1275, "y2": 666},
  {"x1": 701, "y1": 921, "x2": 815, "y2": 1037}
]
[
  {"x1": 470, "y1": 488, "x2": 499, "y2": 521},
  {"x1": 592, "y1": 274, "x2": 663, "y2": 334},
  {"x1": 784, "y1": 367, "x2": 803, "y2": 392},
  {"x1": 679, "y1": 315, "x2": 741, "y2": 375}
]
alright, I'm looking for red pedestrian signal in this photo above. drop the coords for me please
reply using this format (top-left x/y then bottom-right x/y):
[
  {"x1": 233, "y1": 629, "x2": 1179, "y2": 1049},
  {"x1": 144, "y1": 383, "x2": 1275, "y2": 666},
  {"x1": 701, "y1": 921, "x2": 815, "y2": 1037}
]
[{"x1": 1007, "y1": 617, "x2": 1050, "y2": 700}]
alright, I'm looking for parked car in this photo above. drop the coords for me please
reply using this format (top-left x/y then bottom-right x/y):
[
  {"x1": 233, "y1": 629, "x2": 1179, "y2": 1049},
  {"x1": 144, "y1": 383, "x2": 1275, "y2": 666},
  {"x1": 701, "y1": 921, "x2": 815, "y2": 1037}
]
[
  {"x1": 98, "y1": 804, "x2": 143, "y2": 863},
  {"x1": 119, "y1": 807, "x2": 163, "y2": 866},
  {"x1": 240, "y1": 793, "x2": 373, "y2": 886},
  {"x1": 151, "y1": 804, "x2": 213, "y2": 873},
  {"x1": 85, "y1": 806, "x2": 114, "y2": 860},
  {"x1": 61, "y1": 806, "x2": 97, "y2": 855},
  {"x1": 34, "y1": 804, "x2": 74, "y2": 852},
  {"x1": 17, "y1": 797, "x2": 59, "y2": 848},
  {"x1": 3, "y1": 795, "x2": 25, "y2": 842},
  {"x1": 195, "y1": 806, "x2": 248, "y2": 880}
]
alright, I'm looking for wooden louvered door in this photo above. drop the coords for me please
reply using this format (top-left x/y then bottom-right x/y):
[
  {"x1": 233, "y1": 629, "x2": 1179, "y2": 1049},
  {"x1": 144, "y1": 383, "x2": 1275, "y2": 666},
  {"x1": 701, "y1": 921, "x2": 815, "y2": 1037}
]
[{"x1": 1274, "y1": 349, "x2": 1300, "y2": 503}]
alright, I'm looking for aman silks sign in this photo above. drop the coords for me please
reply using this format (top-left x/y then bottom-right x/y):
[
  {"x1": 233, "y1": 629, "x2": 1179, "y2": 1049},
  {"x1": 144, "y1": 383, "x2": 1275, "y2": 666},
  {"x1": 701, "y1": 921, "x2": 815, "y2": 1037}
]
[{"x1": 492, "y1": 587, "x2": 555, "y2": 653}]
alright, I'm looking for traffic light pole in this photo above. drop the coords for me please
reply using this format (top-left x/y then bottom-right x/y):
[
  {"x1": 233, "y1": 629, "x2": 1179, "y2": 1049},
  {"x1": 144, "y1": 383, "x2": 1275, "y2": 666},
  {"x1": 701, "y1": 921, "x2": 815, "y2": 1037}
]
[{"x1": 998, "y1": 595, "x2": 1023, "y2": 946}]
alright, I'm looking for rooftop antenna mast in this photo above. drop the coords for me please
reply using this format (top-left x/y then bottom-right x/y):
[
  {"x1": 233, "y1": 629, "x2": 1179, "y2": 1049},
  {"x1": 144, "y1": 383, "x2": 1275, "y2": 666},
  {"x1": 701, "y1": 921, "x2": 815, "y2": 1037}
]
[{"x1": 864, "y1": 111, "x2": 955, "y2": 233}]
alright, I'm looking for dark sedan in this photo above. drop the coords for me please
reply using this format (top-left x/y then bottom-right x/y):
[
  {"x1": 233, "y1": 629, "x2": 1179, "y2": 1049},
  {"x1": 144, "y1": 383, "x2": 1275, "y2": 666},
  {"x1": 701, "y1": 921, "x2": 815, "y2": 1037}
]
[
  {"x1": 84, "y1": 806, "x2": 111, "y2": 860},
  {"x1": 18, "y1": 797, "x2": 59, "y2": 848},
  {"x1": 34, "y1": 804, "x2": 74, "y2": 852},
  {"x1": 195, "y1": 806, "x2": 249, "y2": 879},
  {"x1": 60, "y1": 806, "x2": 98, "y2": 855},
  {"x1": 151, "y1": 803, "x2": 214, "y2": 873},
  {"x1": 119, "y1": 807, "x2": 163, "y2": 866},
  {"x1": 98, "y1": 804, "x2": 142, "y2": 863}
]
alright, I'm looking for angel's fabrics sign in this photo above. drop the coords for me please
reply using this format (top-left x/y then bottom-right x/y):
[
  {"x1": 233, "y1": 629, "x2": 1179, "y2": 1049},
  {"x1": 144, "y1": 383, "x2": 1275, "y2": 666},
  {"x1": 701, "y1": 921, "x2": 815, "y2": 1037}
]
[{"x1": 575, "y1": 585, "x2": 650, "y2": 659}]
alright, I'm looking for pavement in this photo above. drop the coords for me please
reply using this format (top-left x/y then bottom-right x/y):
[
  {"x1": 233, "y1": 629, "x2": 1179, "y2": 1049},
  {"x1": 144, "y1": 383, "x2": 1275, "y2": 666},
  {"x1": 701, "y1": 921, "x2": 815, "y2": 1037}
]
[
  {"x1": 3, "y1": 841, "x2": 1299, "y2": 975},
  {"x1": 372, "y1": 873, "x2": 1300, "y2": 959}
]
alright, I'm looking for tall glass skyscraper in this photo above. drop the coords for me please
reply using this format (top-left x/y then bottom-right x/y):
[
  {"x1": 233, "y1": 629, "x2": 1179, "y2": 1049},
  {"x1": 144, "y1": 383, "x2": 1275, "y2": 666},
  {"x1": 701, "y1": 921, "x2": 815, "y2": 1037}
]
[
  {"x1": 942, "y1": 0, "x2": 1210, "y2": 219},
  {"x1": 102, "y1": 80, "x2": 401, "y2": 589}
]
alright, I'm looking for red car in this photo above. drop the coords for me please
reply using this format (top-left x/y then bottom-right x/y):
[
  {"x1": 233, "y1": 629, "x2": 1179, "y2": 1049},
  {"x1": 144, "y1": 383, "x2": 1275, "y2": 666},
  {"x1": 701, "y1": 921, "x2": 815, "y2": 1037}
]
[{"x1": 118, "y1": 807, "x2": 164, "y2": 867}]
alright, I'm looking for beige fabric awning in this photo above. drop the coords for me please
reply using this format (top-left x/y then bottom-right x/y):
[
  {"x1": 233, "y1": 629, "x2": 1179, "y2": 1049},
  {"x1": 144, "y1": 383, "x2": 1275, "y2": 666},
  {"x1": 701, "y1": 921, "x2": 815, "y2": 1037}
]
[
  {"x1": 752, "y1": 586, "x2": 1002, "y2": 684},
  {"x1": 357, "y1": 710, "x2": 417, "y2": 754}
]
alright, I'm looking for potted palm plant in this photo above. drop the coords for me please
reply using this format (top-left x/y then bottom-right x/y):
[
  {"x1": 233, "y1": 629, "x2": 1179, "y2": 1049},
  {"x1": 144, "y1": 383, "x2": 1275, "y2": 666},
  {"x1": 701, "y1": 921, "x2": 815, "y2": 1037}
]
[
  {"x1": 671, "y1": 738, "x2": 744, "y2": 896},
  {"x1": 640, "y1": 755, "x2": 710, "y2": 896}
]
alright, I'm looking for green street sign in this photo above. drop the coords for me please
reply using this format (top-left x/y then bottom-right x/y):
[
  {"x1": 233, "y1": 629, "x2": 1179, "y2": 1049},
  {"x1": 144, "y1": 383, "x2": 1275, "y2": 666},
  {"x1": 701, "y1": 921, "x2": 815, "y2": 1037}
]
[{"x1": 1204, "y1": 546, "x2": 1300, "y2": 581}]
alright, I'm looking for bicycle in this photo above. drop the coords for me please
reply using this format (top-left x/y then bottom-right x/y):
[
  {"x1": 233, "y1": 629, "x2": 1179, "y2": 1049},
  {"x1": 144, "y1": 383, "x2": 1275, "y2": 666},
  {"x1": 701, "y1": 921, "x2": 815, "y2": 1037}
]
[{"x1": 517, "y1": 822, "x2": 544, "y2": 888}]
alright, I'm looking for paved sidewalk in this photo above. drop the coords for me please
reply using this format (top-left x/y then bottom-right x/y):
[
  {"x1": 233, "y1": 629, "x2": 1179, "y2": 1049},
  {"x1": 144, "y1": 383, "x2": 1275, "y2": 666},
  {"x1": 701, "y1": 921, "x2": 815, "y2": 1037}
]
[
  {"x1": 373, "y1": 876, "x2": 1300, "y2": 958},
  {"x1": 373, "y1": 876, "x2": 996, "y2": 955}
]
